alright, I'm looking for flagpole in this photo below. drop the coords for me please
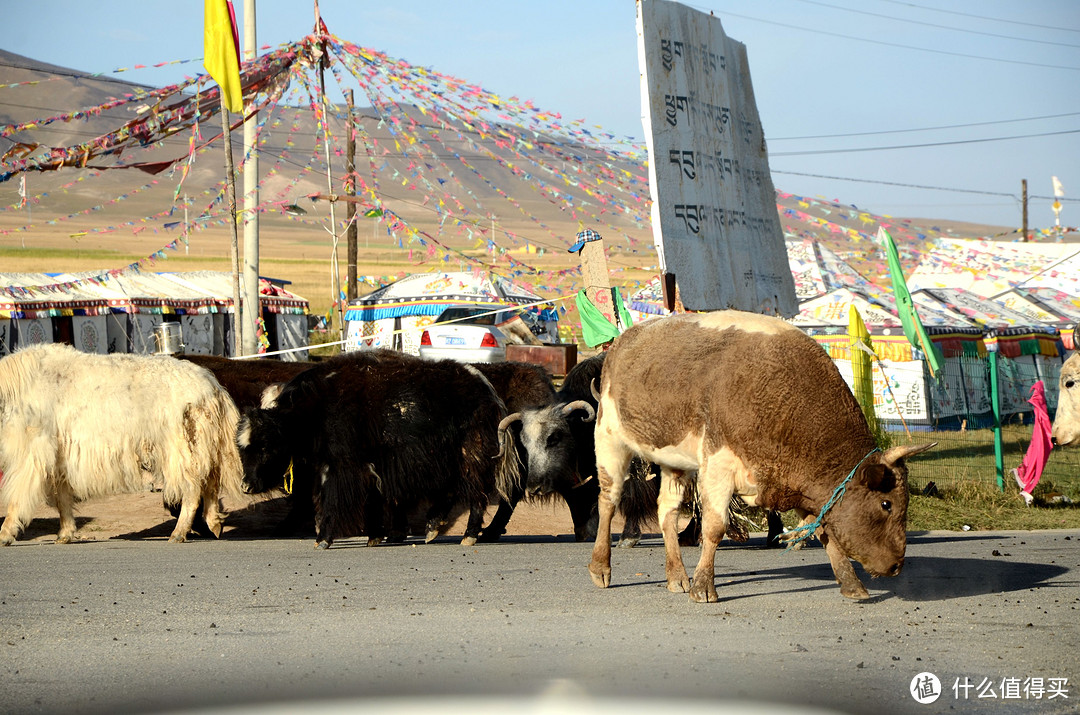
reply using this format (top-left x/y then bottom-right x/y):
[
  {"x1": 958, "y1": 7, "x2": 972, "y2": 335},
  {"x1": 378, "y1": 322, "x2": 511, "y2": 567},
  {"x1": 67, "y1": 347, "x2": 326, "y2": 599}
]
[
  {"x1": 314, "y1": 15, "x2": 344, "y2": 343},
  {"x1": 220, "y1": 104, "x2": 243, "y2": 356},
  {"x1": 241, "y1": 0, "x2": 260, "y2": 356}
]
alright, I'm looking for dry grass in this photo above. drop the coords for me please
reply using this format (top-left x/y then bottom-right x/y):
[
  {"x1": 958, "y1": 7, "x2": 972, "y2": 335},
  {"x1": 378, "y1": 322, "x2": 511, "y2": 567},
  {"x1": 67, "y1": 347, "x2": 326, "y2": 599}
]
[{"x1": 907, "y1": 479, "x2": 1079, "y2": 531}]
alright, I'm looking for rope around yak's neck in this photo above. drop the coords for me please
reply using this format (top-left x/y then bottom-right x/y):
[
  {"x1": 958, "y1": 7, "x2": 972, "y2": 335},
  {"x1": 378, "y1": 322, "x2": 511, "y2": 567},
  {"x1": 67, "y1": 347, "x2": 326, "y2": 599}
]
[{"x1": 783, "y1": 447, "x2": 882, "y2": 550}]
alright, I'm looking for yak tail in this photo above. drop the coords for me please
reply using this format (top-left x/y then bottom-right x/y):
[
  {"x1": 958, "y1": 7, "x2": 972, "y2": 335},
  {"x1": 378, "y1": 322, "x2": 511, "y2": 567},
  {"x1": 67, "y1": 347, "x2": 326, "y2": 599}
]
[{"x1": 212, "y1": 389, "x2": 246, "y2": 502}]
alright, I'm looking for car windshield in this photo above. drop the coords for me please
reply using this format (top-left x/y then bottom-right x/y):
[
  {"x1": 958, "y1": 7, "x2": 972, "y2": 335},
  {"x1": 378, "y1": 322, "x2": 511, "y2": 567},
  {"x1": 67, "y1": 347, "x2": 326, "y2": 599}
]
[{"x1": 436, "y1": 306, "x2": 522, "y2": 326}]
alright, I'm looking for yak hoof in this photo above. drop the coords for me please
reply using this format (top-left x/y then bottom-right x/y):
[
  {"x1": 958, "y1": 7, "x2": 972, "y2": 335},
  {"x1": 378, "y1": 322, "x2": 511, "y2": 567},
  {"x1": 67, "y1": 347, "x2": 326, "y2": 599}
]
[
  {"x1": 0, "y1": 535, "x2": 13, "y2": 547},
  {"x1": 460, "y1": 536, "x2": 478, "y2": 547},
  {"x1": 424, "y1": 529, "x2": 439, "y2": 544},
  {"x1": 476, "y1": 529, "x2": 503, "y2": 543},
  {"x1": 689, "y1": 585, "x2": 719, "y2": 603},
  {"x1": 367, "y1": 536, "x2": 383, "y2": 547},
  {"x1": 55, "y1": 535, "x2": 75, "y2": 545},
  {"x1": 667, "y1": 578, "x2": 691, "y2": 594},
  {"x1": 588, "y1": 563, "x2": 611, "y2": 588},
  {"x1": 617, "y1": 535, "x2": 640, "y2": 549},
  {"x1": 841, "y1": 583, "x2": 871, "y2": 600},
  {"x1": 168, "y1": 534, "x2": 187, "y2": 544},
  {"x1": 315, "y1": 540, "x2": 330, "y2": 550}
]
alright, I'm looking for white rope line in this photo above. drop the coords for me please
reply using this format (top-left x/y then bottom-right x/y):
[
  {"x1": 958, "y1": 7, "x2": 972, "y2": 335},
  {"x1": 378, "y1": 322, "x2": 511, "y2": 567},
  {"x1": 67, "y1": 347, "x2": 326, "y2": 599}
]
[{"x1": 232, "y1": 293, "x2": 576, "y2": 360}]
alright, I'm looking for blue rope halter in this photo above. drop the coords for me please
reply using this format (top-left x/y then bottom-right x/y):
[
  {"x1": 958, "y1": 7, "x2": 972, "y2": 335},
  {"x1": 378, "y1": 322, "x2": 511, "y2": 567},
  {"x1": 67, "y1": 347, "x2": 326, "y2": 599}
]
[{"x1": 784, "y1": 447, "x2": 881, "y2": 550}]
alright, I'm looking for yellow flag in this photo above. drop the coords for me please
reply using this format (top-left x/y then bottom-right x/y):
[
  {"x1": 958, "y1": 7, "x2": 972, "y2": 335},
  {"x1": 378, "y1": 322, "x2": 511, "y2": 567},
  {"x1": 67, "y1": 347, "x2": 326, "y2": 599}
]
[
  {"x1": 848, "y1": 305, "x2": 875, "y2": 428},
  {"x1": 204, "y1": 0, "x2": 243, "y2": 113}
]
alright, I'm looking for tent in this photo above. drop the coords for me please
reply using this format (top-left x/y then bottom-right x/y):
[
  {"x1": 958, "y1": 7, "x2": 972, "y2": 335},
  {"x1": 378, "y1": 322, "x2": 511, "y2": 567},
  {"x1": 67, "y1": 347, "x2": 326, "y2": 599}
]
[
  {"x1": 342, "y1": 271, "x2": 546, "y2": 355},
  {"x1": 909, "y1": 237, "x2": 1080, "y2": 298},
  {"x1": 993, "y1": 286, "x2": 1080, "y2": 351},
  {"x1": 0, "y1": 271, "x2": 309, "y2": 359},
  {"x1": 786, "y1": 239, "x2": 869, "y2": 300},
  {"x1": 792, "y1": 283, "x2": 992, "y2": 427},
  {"x1": 913, "y1": 286, "x2": 1064, "y2": 415}
]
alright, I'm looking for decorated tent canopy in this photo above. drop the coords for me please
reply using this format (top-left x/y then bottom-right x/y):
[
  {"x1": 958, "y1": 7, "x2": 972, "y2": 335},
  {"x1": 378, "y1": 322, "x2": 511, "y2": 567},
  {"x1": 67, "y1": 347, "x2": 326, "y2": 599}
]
[
  {"x1": 343, "y1": 271, "x2": 545, "y2": 355},
  {"x1": 794, "y1": 283, "x2": 986, "y2": 361},
  {"x1": 909, "y1": 238, "x2": 1080, "y2": 298},
  {"x1": 913, "y1": 287, "x2": 1060, "y2": 358},
  {"x1": 787, "y1": 239, "x2": 870, "y2": 300},
  {"x1": 0, "y1": 271, "x2": 308, "y2": 358},
  {"x1": 995, "y1": 287, "x2": 1080, "y2": 350}
]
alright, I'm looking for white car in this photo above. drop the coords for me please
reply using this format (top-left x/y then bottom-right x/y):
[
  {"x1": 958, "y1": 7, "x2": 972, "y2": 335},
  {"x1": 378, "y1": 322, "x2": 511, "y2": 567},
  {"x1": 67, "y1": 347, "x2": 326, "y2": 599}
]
[{"x1": 418, "y1": 306, "x2": 547, "y2": 363}]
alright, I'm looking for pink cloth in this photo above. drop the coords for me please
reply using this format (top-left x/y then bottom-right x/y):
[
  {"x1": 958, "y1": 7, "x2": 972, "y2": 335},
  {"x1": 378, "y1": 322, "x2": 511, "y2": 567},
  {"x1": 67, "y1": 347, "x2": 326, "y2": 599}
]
[{"x1": 1015, "y1": 381, "x2": 1053, "y2": 496}]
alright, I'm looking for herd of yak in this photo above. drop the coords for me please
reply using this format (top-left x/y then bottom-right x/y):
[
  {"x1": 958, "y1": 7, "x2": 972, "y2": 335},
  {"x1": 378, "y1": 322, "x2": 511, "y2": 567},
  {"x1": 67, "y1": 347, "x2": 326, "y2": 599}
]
[
  {"x1": 0, "y1": 310, "x2": 941, "y2": 602},
  {"x1": 0, "y1": 340, "x2": 698, "y2": 550}
]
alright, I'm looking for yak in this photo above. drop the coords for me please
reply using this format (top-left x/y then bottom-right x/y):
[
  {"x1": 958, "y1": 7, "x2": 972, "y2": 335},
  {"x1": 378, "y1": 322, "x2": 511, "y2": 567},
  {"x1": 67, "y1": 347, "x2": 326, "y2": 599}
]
[
  {"x1": 0, "y1": 344, "x2": 243, "y2": 545},
  {"x1": 588, "y1": 312, "x2": 935, "y2": 602},
  {"x1": 236, "y1": 350, "x2": 520, "y2": 548},
  {"x1": 473, "y1": 360, "x2": 596, "y2": 542}
]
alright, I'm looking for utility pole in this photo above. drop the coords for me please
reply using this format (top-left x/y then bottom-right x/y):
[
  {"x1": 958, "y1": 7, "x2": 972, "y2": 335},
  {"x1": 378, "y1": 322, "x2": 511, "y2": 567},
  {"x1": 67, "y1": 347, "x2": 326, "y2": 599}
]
[
  {"x1": 221, "y1": 106, "x2": 242, "y2": 357},
  {"x1": 241, "y1": 0, "x2": 260, "y2": 356},
  {"x1": 345, "y1": 89, "x2": 358, "y2": 302},
  {"x1": 183, "y1": 194, "x2": 189, "y2": 255},
  {"x1": 1022, "y1": 179, "x2": 1029, "y2": 242}
]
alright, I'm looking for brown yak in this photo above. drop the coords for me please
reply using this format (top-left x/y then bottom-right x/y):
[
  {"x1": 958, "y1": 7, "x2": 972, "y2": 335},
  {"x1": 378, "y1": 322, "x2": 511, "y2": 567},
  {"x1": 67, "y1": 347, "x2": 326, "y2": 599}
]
[{"x1": 588, "y1": 311, "x2": 934, "y2": 602}]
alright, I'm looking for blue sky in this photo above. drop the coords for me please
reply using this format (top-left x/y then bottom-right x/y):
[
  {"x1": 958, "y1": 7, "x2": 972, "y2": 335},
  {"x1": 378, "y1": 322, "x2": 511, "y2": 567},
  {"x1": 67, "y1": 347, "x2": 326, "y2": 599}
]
[{"x1": 2, "y1": 0, "x2": 1078, "y2": 231}]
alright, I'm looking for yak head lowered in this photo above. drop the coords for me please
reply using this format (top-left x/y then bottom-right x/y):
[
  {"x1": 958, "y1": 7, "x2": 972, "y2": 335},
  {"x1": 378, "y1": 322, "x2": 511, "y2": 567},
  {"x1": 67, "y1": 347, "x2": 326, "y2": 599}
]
[
  {"x1": 236, "y1": 407, "x2": 296, "y2": 495},
  {"x1": 498, "y1": 400, "x2": 595, "y2": 496},
  {"x1": 813, "y1": 442, "x2": 936, "y2": 582}
]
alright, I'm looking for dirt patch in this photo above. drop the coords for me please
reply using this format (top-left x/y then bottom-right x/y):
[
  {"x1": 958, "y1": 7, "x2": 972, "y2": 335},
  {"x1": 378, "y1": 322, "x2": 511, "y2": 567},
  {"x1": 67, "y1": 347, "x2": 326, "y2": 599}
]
[{"x1": 0, "y1": 490, "x2": 627, "y2": 545}]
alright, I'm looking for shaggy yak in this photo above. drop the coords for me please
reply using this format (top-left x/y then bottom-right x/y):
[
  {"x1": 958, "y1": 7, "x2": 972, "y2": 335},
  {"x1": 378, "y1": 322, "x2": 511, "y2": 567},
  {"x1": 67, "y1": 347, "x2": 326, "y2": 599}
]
[
  {"x1": 588, "y1": 311, "x2": 935, "y2": 602},
  {"x1": 236, "y1": 350, "x2": 520, "y2": 548},
  {"x1": 473, "y1": 360, "x2": 596, "y2": 542},
  {"x1": 0, "y1": 344, "x2": 243, "y2": 545},
  {"x1": 171, "y1": 354, "x2": 313, "y2": 536}
]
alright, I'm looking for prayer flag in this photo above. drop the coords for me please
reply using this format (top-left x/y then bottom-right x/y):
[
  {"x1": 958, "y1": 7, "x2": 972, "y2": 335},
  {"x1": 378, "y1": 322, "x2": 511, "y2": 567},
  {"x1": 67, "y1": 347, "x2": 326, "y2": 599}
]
[
  {"x1": 878, "y1": 226, "x2": 942, "y2": 377},
  {"x1": 203, "y1": 0, "x2": 243, "y2": 113}
]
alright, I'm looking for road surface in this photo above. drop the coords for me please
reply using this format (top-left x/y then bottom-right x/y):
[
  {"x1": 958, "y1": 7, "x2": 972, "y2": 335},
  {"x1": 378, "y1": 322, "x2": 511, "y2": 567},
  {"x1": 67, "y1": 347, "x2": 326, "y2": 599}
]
[{"x1": 1, "y1": 529, "x2": 1077, "y2": 714}]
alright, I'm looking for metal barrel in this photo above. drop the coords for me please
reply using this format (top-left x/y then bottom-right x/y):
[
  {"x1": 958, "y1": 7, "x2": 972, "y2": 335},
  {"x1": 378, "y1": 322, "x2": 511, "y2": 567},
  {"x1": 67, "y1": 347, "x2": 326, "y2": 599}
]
[{"x1": 153, "y1": 322, "x2": 184, "y2": 354}]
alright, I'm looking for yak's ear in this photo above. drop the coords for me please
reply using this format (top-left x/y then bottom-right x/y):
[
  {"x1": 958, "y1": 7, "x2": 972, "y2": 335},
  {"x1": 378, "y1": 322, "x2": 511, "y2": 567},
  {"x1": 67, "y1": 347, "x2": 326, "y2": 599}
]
[{"x1": 881, "y1": 442, "x2": 937, "y2": 469}]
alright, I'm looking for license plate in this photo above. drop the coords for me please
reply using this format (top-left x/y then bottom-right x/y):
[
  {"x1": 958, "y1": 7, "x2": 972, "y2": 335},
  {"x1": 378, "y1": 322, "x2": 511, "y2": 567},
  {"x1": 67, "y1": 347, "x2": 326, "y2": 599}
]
[{"x1": 444, "y1": 336, "x2": 466, "y2": 346}]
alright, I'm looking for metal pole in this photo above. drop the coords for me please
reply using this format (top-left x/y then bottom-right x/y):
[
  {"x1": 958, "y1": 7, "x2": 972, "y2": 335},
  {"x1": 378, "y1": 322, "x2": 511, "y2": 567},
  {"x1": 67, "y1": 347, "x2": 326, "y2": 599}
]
[
  {"x1": 1021, "y1": 179, "x2": 1028, "y2": 242},
  {"x1": 989, "y1": 351, "x2": 1005, "y2": 493},
  {"x1": 345, "y1": 89, "x2": 358, "y2": 303},
  {"x1": 241, "y1": 0, "x2": 260, "y2": 356},
  {"x1": 183, "y1": 194, "x2": 189, "y2": 255},
  {"x1": 221, "y1": 105, "x2": 243, "y2": 356},
  {"x1": 319, "y1": 60, "x2": 343, "y2": 341}
]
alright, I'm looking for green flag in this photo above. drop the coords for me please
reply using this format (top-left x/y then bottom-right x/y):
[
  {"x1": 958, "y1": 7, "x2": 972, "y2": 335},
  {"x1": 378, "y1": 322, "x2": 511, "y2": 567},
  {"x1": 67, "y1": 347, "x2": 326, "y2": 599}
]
[{"x1": 878, "y1": 226, "x2": 942, "y2": 377}]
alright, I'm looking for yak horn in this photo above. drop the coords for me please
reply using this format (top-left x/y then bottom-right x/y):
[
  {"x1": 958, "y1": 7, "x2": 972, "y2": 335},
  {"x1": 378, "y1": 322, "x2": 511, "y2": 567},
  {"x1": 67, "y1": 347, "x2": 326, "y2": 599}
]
[
  {"x1": 561, "y1": 400, "x2": 595, "y2": 423},
  {"x1": 590, "y1": 378, "x2": 601, "y2": 402},
  {"x1": 495, "y1": 412, "x2": 523, "y2": 459},
  {"x1": 498, "y1": 412, "x2": 523, "y2": 433}
]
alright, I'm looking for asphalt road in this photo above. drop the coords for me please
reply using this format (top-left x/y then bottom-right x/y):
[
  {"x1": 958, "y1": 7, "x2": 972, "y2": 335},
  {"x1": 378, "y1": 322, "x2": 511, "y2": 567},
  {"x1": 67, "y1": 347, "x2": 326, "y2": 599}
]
[{"x1": 2, "y1": 529, "x2": 1078, "y2": 715}]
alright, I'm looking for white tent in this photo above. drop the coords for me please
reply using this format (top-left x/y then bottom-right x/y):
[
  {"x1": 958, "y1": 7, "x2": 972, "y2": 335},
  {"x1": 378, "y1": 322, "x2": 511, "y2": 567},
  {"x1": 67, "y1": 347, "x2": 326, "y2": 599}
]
[
  {"x1": 342, "y1": 271, "x2": 545, "y2": 355},
  {"x1": 909, "y1": 237, "x2": 1080, "y2": 298},
  {"x1": 0, "y1": 271, "x2": 308, "y2": 358}
]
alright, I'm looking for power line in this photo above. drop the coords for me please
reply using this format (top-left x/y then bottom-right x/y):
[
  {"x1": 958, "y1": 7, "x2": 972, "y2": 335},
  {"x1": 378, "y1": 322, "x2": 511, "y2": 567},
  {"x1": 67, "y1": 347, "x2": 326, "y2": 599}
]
[
  {"x1": 698, "y1": 4, "x2": 1080, "y2": 71},
  {"x1": 769, "y1": 111, "x2": 1080, "y2": 141},
  {"x1": 773, "y1": 168, "x2": 1080, "y2": 203},
  {"x1": 770, "y1": 127, "x2": 1080, "y2": 156},
  {"x1": 773, "y1": 169, "x2": 1016, "y2": 197},
  {"x1": 875, "y1": 0, "x2": 1080, "y2": 35},
  {"x1": 794, "y1": 0, "x2": 1080, "y2": 49}
]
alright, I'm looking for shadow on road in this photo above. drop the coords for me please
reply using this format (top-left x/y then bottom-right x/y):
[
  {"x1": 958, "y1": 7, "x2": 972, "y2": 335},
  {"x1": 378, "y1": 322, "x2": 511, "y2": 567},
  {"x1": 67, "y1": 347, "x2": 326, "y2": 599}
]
[{"x1": 712, "y1": 556, "x2": 1069, "y2": 603}]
